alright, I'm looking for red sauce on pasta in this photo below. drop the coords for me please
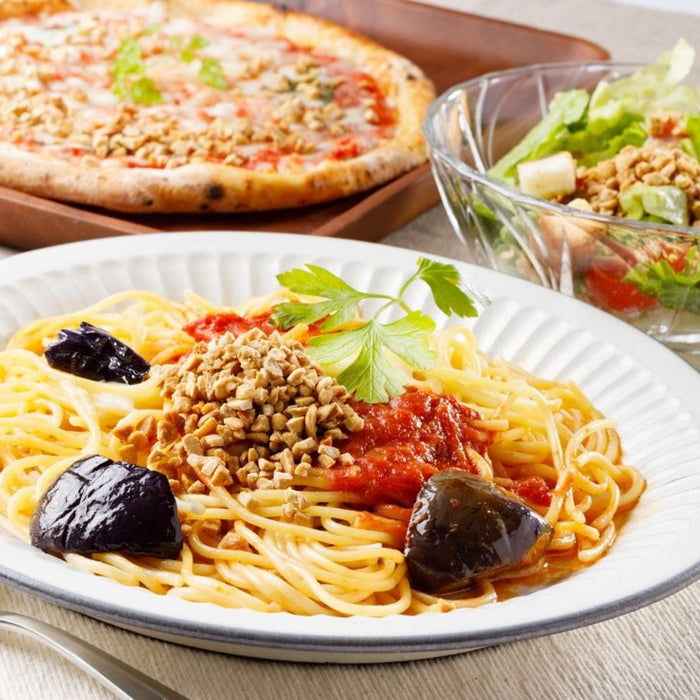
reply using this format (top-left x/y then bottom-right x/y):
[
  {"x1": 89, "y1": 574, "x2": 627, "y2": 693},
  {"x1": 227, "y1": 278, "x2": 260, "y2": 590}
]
[
  {"x1": 327, "y1": 387, "x2": 490, "y2": 506},
  {"x1": 509, "y1": 476, "x2": 552, "y2": 507},
  {"x1": 183, "y1": 312, "x2": 275, "y2": 341},
  {"x1": 183, "y1": 312, "x2": 326, "y2": 343}
]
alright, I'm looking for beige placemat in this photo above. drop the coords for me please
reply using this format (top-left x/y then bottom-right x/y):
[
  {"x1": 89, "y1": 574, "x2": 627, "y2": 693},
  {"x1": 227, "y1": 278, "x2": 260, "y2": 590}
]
[{"x1": 1, "y1": 1, "x2": 699, "y2": 698}]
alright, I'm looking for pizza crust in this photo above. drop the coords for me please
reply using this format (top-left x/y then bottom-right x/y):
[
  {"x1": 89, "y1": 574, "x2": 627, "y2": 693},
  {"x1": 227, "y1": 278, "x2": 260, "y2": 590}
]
[
  {"x1": 0, "y1": 138, "x2": 419, "y2": 212},
  {"x1": 0, "y1": 0, "x2": 435, "y2": 213},
  {"x1": 0, "y1": 0, "x2": 71, "y2": 18}
]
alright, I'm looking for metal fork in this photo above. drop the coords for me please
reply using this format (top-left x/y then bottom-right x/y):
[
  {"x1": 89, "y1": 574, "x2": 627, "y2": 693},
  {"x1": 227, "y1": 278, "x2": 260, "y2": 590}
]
[{"x1": 0, "y1": 611, "x2": 189, "y2": 699}]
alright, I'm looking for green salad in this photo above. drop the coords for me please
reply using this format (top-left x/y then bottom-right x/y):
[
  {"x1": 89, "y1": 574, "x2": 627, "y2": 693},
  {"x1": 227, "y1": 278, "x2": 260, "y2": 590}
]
[{"x1": 486, "y1": 40, "x2": 700, "y2": 317}]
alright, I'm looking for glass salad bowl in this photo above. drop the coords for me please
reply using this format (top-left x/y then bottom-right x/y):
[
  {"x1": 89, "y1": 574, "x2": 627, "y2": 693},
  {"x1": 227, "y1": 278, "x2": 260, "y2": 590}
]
[{"x1": 423, "y1": 61, "x2": 700, "y2": 351}]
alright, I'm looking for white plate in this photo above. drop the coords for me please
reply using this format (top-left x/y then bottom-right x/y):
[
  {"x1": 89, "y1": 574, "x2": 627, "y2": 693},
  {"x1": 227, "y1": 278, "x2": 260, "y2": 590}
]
[{"x1": 0, "y1": 232, "x2": 698, "y2": 663}]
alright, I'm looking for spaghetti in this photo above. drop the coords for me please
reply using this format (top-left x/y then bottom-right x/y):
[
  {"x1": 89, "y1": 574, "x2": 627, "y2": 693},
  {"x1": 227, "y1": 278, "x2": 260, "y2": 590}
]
[{"x1": 0, "y1": 289, "x2": 645, "y2": 615}]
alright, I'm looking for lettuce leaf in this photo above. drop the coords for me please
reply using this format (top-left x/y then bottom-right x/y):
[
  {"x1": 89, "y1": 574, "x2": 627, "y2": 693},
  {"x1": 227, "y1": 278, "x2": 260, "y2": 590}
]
[
  {"x1": 684, "y1": 114, "x2": 700, "y2": 160},
  {"x1": 619, "y1": 185, "x2": 689, "y2": 226},
  {"x1": 624, "y1": 246, "x2": 700, "y2": 314},
  {"x1": 488, "y1": 90, "x2": 589, "y2": 183},
  {"x1": 560, "y1": 117, "x2": 647, "y2": 166},
  {"x1": 588, "y1": 40, "x2": 697, "y2": 125}
]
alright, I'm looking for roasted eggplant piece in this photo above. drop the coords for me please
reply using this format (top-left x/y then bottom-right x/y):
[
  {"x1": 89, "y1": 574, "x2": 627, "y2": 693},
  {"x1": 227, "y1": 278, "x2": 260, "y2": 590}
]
[
  {"x1": 405, "y1": 470, "x2": 553, "y2": 595},
  {"x1": 44, "y1": 322, "x2": 149, "y2": 384},
  {"x1": 30, "y1": 455, "x2": 182, "y2": 559}
]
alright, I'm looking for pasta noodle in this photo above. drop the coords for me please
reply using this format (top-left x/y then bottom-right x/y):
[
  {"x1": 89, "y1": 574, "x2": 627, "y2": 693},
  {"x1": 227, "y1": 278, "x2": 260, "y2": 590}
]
[{"x1": 0, "y1": 290, "x2": 644, "y2": 616}]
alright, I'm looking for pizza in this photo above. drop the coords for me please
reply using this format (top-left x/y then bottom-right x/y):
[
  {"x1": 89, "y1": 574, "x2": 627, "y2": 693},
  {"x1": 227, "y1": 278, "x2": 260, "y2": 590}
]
[{"x1": 0, "y1": 0, "x2": 435, "y2": 212}]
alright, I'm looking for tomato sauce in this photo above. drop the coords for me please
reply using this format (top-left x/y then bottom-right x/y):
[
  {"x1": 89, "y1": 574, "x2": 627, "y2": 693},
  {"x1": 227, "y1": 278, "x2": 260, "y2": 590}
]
[
  {"x1": 243, "y1": 147, "x2": 285, "y2": 169},
  {"x1": 508, "y1": 476, "x2": 552, "y2": 507},
  {"x1": 183, "y1": 311, "x2": 325, "y2": 343},
  {"x1": 332, "y1": 71, "x2": 396, "y2": 130},
  {"x1": 327, "y1": 387, "x2": 490, "y2": 507},
  {"x1": 330, "y1": 135, "x2": 361, "y2": 160},
  {"x1": 183, "y1": 312, "x2": 275, "y2": 341},
  {"x1": 353, "y1": 511, "x2": 407, "y2": 542}
]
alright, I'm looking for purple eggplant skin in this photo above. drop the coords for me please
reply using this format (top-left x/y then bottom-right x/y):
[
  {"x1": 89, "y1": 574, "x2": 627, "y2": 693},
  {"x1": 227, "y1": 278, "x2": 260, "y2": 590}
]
[
  {"x1": 30, "y1": 455, "x2": 182, "y2": 559},
  {"x1": 404, "y1": 470, "x2": 553, "y2": 595},
  {"x1": 44, "y1": 322, "x2": 149, "y2": 384}
]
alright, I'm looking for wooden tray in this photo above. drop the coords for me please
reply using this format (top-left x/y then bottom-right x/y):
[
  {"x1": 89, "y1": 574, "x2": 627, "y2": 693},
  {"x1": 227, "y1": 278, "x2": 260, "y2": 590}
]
[{"x1": 0, "y1": 0, "x2": 609, "y2": 250}]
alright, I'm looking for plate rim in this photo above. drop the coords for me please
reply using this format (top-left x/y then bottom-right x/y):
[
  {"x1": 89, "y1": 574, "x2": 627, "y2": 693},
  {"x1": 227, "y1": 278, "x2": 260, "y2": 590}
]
[
  {"x1": 0, "y1": 559, "x2": 697, "y2": 654},
  {"x1": 0, "y1": 231, "x2": 698, "y2": 659}
]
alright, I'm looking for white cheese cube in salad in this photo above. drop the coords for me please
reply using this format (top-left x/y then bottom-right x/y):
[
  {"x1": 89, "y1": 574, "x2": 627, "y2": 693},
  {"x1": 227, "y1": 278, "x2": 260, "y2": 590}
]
[{"x1": 517, "y1": 152, "x2": 577, "y2": 200}]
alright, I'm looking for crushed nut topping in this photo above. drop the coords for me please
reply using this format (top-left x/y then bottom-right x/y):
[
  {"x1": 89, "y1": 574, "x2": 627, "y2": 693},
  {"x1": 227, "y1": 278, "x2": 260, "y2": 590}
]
[
  {"x1": 566, "y1": 139, "x2": 700, "y2": 224},
  {"x1": 0, "y1": 9, "x2": 395, "y2": 173},
  {"x1": 143, "y1": 328, "x2": 363, "y2": 495},
  {"x1": 281, "y1": 489, "x2": 312, "y2": 526},
  {"x1": 113, "y1": 415, "x2": 157, "y2": 466}
]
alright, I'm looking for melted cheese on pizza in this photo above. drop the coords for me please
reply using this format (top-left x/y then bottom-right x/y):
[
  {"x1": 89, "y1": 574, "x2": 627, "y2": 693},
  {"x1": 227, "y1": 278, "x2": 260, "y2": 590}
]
[{"x1": 0, "y1": 5, "x2": 397, "y2": 173}]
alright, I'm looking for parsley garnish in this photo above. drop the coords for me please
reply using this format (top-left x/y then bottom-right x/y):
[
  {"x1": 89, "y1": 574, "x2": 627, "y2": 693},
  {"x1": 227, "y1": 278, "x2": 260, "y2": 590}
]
[
  {"x1": 112, "y1": 37, "x2": 163, "y2": 104},
  {"x1": 180, "y1": 34, "x2": 208, "y2": 63},
  {"x1": 413, "y1": 258, "x2": 479, "y2": 317},
  {"x1": 167, "y1": 34, "x2": 184, "y2": 51},
  {"x1": 113, "y1": 31, "x2": 225, "y2": 101},
  {"x1": 112, "y1": 37, "x2": 143, "y2": 98},
  {"x1": 129, "y1": 76, "x2": 164, "y2": 105},
  {"x1": 624, "y1": 246, "x2": 700, "y2": 314},
  {"x1": 174, "y1": 35, "x2": 226, "y2": 89},
  {"x1": 271, "y1": 259, "x2": 481, "y2": 403},
  {"x1": 199, "y1": 57, "x2": 227, "y2": 90}
]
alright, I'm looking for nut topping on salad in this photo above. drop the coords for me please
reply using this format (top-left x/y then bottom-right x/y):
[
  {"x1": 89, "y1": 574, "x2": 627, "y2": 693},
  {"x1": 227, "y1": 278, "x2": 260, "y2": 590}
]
[{"x1": 568, "y1": 138, "x2": 700, "y2": 225}]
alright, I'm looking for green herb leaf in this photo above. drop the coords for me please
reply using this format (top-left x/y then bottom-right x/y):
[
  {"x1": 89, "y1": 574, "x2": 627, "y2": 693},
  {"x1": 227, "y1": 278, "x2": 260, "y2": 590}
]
[
  {"x1": 334, "y1": 323, "x2": 414, "y2": 404},
  {"x1": 318, "y1": 85, "x2": 335, "y2": 103},
  {"x1": 114, "y1": 37, "x2": 144, "y2": 76},
  {"x1": 270, "y1": 300, "x2": 333, "y2": 329},
  {"x1": 112, "y1": 75, "x2": 127, "y2": 100},
  {"x1": 272, "y1": 265, "x2": 370, "y2": 331},
  {"x1": 189, "y1": 34, "x2": 208, "y2": 50},
  {"x1": 624, "y1": 246, "x2": 700, "y2": 314},
  {"x1": 129, "y1": 76, "x2": 163, "y2": 104},
  {"x1": 308, "y1": 315, "x2": 435, "y2": 403},
  {"x1": 199, "y1": 57, "x2": 227, "y2": 90},
  {"x1": 181, "y1": 34, "x2": 208, "y2": 62},
  {"x1": 113, "y1": 37, "x2": 162, "y2": 103},
  {"x1": 372, "y1": 312, "x2": 436, "y2": 370},
  {"x1": 168, "y1": 34, "x2": 184, "y2": 50},
  {"x1": 112, "y1": 37, "x2": 145, "y2": 98},
  {"x1": 415, "y1": 257, "x2": 479, "y2": 317},
  {"x1": 305, "y1": 323, "x2": 368, "y2": 366},
  {"x1": 272, "y1": 258, "x2": 480, "y2": 402}
]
